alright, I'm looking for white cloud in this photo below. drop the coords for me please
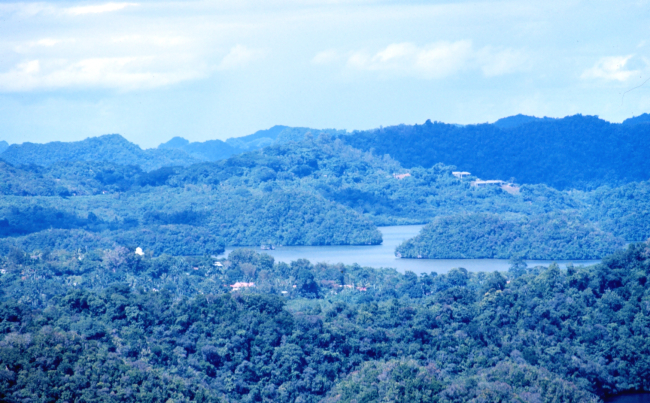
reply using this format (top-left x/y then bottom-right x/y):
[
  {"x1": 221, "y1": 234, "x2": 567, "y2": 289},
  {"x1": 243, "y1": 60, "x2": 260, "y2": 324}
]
[
  {"x1": 21, "y1": 60, "x2": 40, "y2": 74},
  {"x1": 312, "y1": 49, "x2": 341, "y2": 65},
  {"x1": 476, "y1": 47, "x2": 528, "y2": 77},
  {"x1": 581, "y1": 55, "x2": 640, "y2": 82},
  {"x1": 0, "y1": 2, "x2": 137, "y2": 18},
  {"x1": 34, "y1": 38, "x2": 60, "y2": 47},
  {"x1": 412, "y1": 42, "x2": 474, "y2": 79},
  {"x1": 0, "y1": 11, "x2": 213, "y2": 92},
  {"x1": 218, "y1": 45, "x2": 267, "y2": 70},
  {"x1": 110, "y1": 35, "x2": 186, "y2": 47},
  {"x1": 0, "y1": 56, "x2": 207, "y2": 92},
  {"x1": 346, "y1": 41, "x2": 473, "y2": 79},
  {"x1": 66, "y1": 2, "x2": 138, "y2": 16},
  {"x1": 12, "y1": 38, "x2": 68, "y2": 54},
  {"x1": 338, "y1": 41, "x2": 526, "y2": 79}
]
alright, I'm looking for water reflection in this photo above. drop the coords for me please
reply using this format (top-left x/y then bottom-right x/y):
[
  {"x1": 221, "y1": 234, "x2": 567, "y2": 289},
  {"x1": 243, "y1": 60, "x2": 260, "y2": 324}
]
[{"x1": 222, "y1": 225, "x2": 600, "y2": 274}]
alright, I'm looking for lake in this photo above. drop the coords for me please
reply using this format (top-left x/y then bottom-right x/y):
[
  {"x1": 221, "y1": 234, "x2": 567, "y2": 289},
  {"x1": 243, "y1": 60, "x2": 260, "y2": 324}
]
[{"x1": 222, "y1": 225, "x2": 600, "y2": 274}]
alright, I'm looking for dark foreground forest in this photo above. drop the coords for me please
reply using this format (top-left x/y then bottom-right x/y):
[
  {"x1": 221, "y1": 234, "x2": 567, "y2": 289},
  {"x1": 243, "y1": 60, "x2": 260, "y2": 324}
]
[{"x1": 1, "y1": 241, "x2": 650, "y2": 402}]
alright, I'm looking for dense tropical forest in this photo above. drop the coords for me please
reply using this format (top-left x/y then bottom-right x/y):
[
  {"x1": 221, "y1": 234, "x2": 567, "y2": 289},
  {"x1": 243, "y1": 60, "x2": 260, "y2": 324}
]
[
  {"x1": 2, "y1": 127, "x2": 650, "y2": 258},
  {"x1": 395, "y1": 213, "x2": 625, "y2": 260},
  {"x1": 2, "y1": 242, "x2": 650, "y2": 401},
  {"x1": 341, "y1": 114, "x2": 650, "y2": 190},
  {"x1": 2, "y1": 113, "x2": 650, "y2": 401},
  {"x1": 5, "y1": 114, "x2": 650, "y2": 190},
  {"x1": 0, "y1": 126, "x2": 344, "y2": 171},
  {"x1": 0, "y1": 135, "x2": 201, "y2": 172},
  {"x1": 159, "y1": 126, "x2": 346, "y2": 162}
]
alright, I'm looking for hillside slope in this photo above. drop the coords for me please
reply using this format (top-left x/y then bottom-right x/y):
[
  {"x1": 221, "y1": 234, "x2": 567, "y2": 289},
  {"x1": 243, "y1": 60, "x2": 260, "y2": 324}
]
[
  {"x1": 4, "y1": 135, "x2": 650, "y2": 250},
  {"x1": 395, "y1": 213, "x2": 625, "y2": 260},
  {"x1": 341, "y1": 114, "x2": 650, "y2": 189},
  {"x1": 622, "y1": 112, "x2": 650, "y2": 125},
  {"x1": 158, "y1": 126, "x2": 347, "y2": 161},
  {"x1": 0, "y1": 134, "x2": 200, "y2": 171},
  {"x1": 492, "y1": 114, "x2": 556, "y2": 129}
]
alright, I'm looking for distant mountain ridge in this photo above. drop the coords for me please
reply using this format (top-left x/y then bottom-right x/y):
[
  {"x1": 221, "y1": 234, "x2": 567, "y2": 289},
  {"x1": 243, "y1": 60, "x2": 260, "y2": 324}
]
[
  {"x1": 158, "y1": 125, "x2": 346, "y2": 161},
  {"x1": 492, "y1": 114, "x2": 557, "y2": 129},
  {"x1": 156, "y1": 125, "x2": 296, "y2": 161},
  {"x1": 159, "y1": 137, "x2": 237, "y2": 161},
  {"x1": 3, "y1": 113, "x2": 650, "y2": 189},
  {"x1": 341, "y1": 114, "x2": 650, "y2": 189},
  {"x1": 0, "y1": 126, "x2": 346, "y2": 171},
  {"x1": 0, "y1": 134, "x2": 201, "y2": 171},
  {"x1": 622, "y1": 113, "x2": 650, "y2": 125}
]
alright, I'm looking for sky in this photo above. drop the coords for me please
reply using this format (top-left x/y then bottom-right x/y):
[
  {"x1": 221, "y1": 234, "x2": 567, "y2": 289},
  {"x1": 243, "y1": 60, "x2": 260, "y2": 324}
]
[{"x1": 0, "y1": 0, "x2": 649, "y2": 148}]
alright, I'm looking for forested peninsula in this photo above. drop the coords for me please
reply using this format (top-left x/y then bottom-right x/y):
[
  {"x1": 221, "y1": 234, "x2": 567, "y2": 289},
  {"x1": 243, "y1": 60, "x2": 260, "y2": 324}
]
[{"x1": 395, "y1": 213, "x2": 626, "y2": 260}]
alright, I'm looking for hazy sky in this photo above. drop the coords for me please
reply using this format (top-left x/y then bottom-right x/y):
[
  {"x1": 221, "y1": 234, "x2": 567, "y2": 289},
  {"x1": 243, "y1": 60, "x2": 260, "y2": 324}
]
[{"x1": 0, "y1": 0, "x2": 649, "y2": 148}]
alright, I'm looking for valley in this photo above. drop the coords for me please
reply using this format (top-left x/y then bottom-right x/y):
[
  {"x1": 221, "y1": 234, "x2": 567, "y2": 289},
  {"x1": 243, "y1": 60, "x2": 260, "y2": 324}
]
[{"x1": 2, "y1": 114, "x2": 650, "y2": 402}]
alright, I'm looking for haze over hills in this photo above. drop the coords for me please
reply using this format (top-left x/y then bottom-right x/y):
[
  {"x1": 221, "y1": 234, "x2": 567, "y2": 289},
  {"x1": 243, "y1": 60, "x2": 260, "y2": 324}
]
[
  {"x1": 0, "y1": 134, "x2": 201, "y2": 171},
  {"x1": 492, "y1": 114, "x2": 557, "y2": 129},
  {"x1": 2, "y1": 113, "x2": 650, "y2": 190},
  {"x1": 158, "y1": 137, "x2": 238, "y2": 161},
  {"x1": 0, "y1": 125, "x2": 347, "y2": 170},
  {"x1": 158, "y1": 125, "x2": 346, "y2": 161}
]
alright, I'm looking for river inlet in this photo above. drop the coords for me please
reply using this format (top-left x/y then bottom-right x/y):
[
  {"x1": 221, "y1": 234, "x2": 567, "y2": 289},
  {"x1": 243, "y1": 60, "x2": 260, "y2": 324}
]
[{"x1": 222, "y1": 225, "x2": 599, "y2": 274}]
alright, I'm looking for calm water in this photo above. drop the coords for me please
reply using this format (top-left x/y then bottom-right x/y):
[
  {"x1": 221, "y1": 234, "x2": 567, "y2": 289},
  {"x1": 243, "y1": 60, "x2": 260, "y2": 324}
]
[{"x1": 222, "y1": 225, "x2": 599, "y2": 274}]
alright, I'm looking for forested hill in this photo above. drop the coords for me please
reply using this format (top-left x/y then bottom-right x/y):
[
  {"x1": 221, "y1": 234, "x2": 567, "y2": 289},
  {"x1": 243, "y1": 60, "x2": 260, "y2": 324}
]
[
  {"x1": 341, "y1": 114, "x2": 650, "y2": 189},
  {"x1": 158, "y1": 137, "x2": 238, "y2": 161},
  {"x1": 3, "y1": 134, "x2": 650, "y2": 251},
  {"x1": 0, "y1": 134, "x2": 201, "y2": 171},
  {"x1": 622, "y1": 112, "x2": 650, "y2": 125},
  {"x1": 157, "y1": 126, "x2": 295, "y2": 162},
  {"x1": 6, "y1": 114, "x2": 650, "y2": 189},
  {"x1": 396, "y1": 213, "x2": 625, "y2": 260},
  {"x1": 0, "y1": 127, "x2": 347, "y2": 171},
  {"x1": 492, "y1": 114, "x2": 556, "y2": 129},
  {"x1": 158, "y1": 126, "x2": 346, "y2": 162}
]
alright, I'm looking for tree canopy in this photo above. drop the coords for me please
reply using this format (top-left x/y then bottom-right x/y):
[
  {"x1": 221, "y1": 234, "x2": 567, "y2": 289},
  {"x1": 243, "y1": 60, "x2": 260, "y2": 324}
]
[{"x1": 2, "y1": 241, "x2": 650, "y2": 401}]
